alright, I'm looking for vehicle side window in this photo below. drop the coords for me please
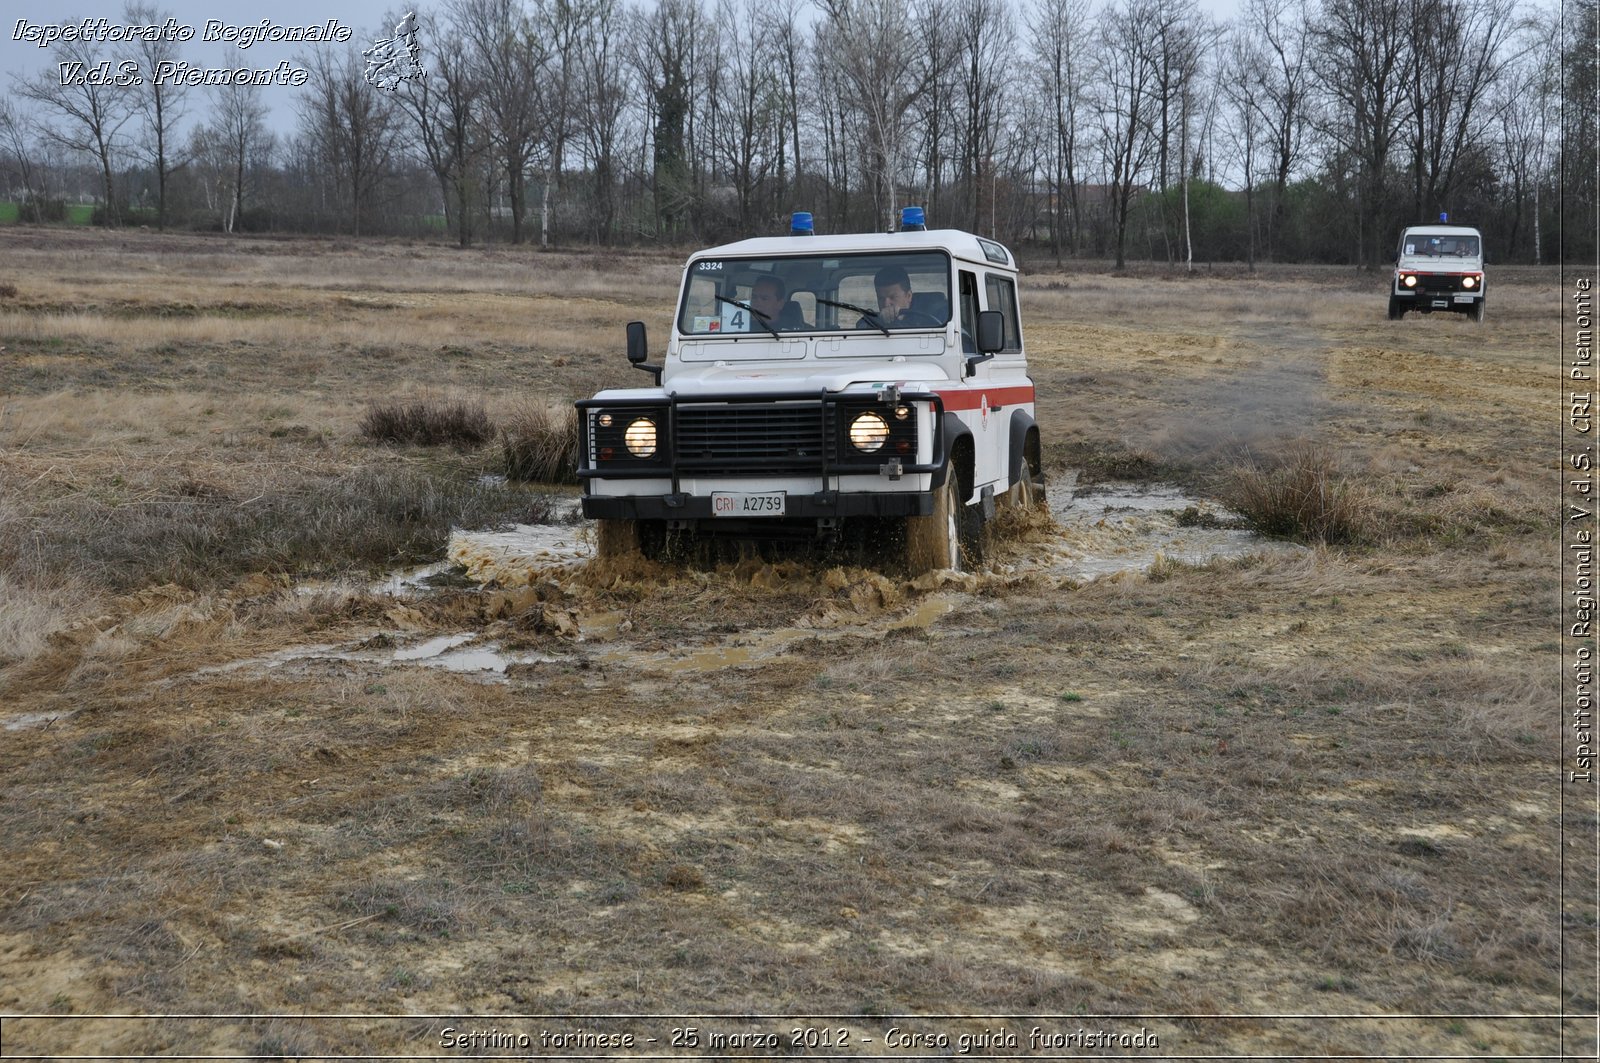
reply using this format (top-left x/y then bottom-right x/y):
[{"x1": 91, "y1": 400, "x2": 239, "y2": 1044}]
[
  {"x1": 983, "y1": 273, "x2": 1022, "y2": 352},
  {"x1": 958, "y1": 270, "x2": 980, "y2": 353}
]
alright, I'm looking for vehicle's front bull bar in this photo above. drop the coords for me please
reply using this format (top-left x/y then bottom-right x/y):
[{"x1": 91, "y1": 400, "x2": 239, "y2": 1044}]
[{"x1": 575, "y1": 388, "x2": 949, "y2": 494}]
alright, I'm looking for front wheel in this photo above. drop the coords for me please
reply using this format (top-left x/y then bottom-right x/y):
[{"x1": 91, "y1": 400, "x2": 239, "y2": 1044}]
[
  {"x1": 1387, "y1": 296, "x2": 1405, "y2": 321},
  {"x1": 594, "y1": 518, "x2": 668, "y2": 560},
  {"x1": 1470, "y1": 299, "x2": 1485, "y2": 323},
  {"x1": 905, "y1": 474, "x2": 963, "y2": 575}
]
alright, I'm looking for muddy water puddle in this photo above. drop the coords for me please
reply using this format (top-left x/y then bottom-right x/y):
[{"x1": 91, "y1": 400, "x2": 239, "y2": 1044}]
[
  {"x1": 192, "y1": 632, "x2": 561, "y2": 684},
  {"x1": 207, "y1": 478, "x2": 1294, "y2": 682},
  {"x1": 1000, "y1": 475, "x2": 1302, "y2": 582}
]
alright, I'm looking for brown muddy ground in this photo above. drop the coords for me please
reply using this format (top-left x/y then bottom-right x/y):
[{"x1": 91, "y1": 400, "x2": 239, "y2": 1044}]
[{"x1": 0, "y1": 228, "x2": 1587, "y2": 1059}]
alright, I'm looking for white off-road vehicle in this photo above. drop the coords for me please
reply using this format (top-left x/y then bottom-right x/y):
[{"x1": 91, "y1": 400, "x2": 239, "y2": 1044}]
[
  {"x1": 576, "y1": 209, "x2": 1045, "y2": 574},
  {"x1": 1388, "y1": 222, "x2": 1486, "y2": 322}
]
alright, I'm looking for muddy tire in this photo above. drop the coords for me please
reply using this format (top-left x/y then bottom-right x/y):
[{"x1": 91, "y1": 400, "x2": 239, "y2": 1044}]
[
  {"x1": 595, "y1": 518, "x2": 642, "y2": 559},
  {"x1": 1013, "y1": 462, "x2": 1046, "y2": 510},
  {"x1": 596, "y1": 519, "x2": 671, "y2": 561},
  {"x1": 1470, "y1": 299, "x2": 1485, "y2": 324},
  {"x1": 1387, "y1": 296, "x2": 1405, "y2": 321},
  {"x1": 906, "y1": 474, "x2": 962, "y2": 575}
]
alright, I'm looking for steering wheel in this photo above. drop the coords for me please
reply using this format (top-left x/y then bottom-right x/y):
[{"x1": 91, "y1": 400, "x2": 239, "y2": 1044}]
[{"x1": 892, "y1": 309, "x2": 943, "y2": 328}]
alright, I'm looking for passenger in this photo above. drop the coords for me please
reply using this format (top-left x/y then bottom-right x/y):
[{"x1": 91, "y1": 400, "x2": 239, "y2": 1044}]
[
  {"x1": 750, "y1": 275, "x2": 805, "y2": 331},
  {"x1": 750, "y1": 275, "x2": 786, "y2": 327}
]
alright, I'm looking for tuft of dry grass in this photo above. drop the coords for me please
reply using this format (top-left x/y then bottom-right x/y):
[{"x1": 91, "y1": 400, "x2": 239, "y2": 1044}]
[
  {"x1": 0, "y1": 463, "x2": 547, "y2": 593},
  {"x1": 1218, "y1": 445, "x2": 1369, "y2": 545},
  {"x1": 501, "y1": 401, "x2": 579, "y2": 483},
  {"x1": 360, "y1": 399, "x2": 495, "y2": 449}
]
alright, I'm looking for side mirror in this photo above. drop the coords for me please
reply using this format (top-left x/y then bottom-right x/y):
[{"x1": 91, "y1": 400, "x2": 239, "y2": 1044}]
[
  {"x1": 625, "y1": 320, "x2": 662, "y2": 384},
  {"x1": 1387, "y1": 249, "x2": 1398, "y2": 263},
  {"x1": 977, "y1": 310, "x2": 1005, "y2": 354},
  {"x1": 626, "y1": 321, "x2": 648, "y2": 364}
]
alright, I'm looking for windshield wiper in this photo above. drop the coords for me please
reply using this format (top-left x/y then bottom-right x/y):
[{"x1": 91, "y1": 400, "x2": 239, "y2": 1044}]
[
  {"x1": 818, "y1": 298, "x2": 889, "y2": 336},
  {"x1": 714, "y1": 293, "x2": 779, "y2": 338}
]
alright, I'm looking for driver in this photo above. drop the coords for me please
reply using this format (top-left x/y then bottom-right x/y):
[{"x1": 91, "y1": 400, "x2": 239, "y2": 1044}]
[{"x1": 856, "y1": 265, "x2": 923, "y2": 329}]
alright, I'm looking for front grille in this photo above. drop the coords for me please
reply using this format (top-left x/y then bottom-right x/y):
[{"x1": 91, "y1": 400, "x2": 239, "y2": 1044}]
[
  {"x1": 676, "y1": 402, "x2": 829, "y2": 472},
  {"x1": 1409, "y1": 274, "x2": 1477, "y2": 295}
]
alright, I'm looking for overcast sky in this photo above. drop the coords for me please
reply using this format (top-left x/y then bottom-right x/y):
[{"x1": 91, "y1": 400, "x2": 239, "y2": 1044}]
[
  {"x1": 5, "y1": 1, "x2": 434, "y2": 133},
  {"x1": 4, "y1": 0, "x2": 1246, "y2": 138}
]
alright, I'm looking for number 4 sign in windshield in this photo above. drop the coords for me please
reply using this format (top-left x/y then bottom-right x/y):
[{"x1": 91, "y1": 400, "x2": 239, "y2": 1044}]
[{"x1": 720, "y1": 303, "x2": 752, "y2": 332}]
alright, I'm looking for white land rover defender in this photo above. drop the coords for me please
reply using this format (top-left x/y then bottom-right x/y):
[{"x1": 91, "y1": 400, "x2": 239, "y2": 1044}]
[
  {"x1": 1388, "y1": 222, "x2": 1486, "y2": 322},
  {"x1": 576, "y1": 208, "x2": 1045, "y2": 574}
]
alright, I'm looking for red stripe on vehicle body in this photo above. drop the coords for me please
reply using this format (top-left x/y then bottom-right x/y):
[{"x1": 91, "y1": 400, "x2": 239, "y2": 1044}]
[{"x1": 933, "y1": 385, "x2": 1036, "y2": 411}]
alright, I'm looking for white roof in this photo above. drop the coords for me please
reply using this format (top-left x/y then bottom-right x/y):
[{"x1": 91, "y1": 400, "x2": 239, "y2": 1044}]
[
  {"x1": 1402, "y1": 224, "x2": 1481, "y2": 236},
  {"x1": 690, "y1": 227, "x2": 1015, "y2": 269}
]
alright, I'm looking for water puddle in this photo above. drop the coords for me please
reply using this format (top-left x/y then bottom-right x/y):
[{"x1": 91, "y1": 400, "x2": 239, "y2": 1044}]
[
  {"x1": 193, "y1": 633, "x2": 559, "y2": 684},
  {"x1": 4, "y1": 711, "x2": 73, "y2": 732},
  {"x1": 209, "y1": 476, "x2": 1292, "y2": 682},
  {"x1": 998, "y1": 475, "x2": 1299, "y2": 582}
]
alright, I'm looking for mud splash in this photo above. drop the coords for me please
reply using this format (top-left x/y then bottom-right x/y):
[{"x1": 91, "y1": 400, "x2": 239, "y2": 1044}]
[
  {"x1": 447, "y1": 522, "x2": 590, "y2": 587},
  {"x1": 203, "y1": 477, "x2": 1293, "y2": 682}
]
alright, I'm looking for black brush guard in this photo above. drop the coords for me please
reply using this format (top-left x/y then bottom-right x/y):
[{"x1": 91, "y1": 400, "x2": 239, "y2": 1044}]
[{"x1": 576, "y1": 388, "x2": 947, "y2": 521}]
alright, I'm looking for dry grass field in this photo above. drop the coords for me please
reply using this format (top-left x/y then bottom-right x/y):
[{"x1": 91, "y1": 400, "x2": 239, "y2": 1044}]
[{"x1": 0, "y1": 226, "x2": 1587, "y2": 1059}]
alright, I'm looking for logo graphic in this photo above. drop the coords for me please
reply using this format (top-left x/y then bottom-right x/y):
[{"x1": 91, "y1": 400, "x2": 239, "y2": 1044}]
[{"x1": 362, "y1": 12, "x2": 425, "y2": 92}]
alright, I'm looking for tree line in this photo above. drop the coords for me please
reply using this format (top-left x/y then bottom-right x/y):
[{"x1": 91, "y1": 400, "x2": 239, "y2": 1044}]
[{"x1": 1, "y1": 0, "x2": 1594, "y2": 266}]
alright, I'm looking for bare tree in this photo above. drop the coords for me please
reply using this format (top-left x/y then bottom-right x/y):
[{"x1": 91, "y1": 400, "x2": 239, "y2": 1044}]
[
  {"x1": 392, "y1": 10, "x2": 487, "y2": 246},
  {"x1": 768, "y1": 0, "x2": 807, "y2": 198},
  {"x1": 122, "y1": 1, "x2": 188, "y2": 228},
  {"x1": 954, "y1": 0, "x2": 1013, "y2": 232},
  {"x1": 210, "y1": 52, "x2": 274, "y2": 232},
  {"x1": 575, "y1": 0, "x2": 631, "y2": 242},
  {"x1": 0, "y1": 101, "x2": 45, "y2": 217},
  {"x1": 1093, "y1": 0, "x2": 1162, "y2": 269},
  {"x1": 712, "y1": 0, "x2": 786, "y2": 231},
  {"x1": 455, "y1": 0, "x2": 547, "y2": 242},
  {"x1": 1028, "y1": 0, "x2": 1091, "y2": 257},
  {"x1": 535, "y1": 0, "x2": 600, "y2": 247},
  {"x1": 299, "y1": 47, "x2": 404, "y2": 235},
  {"x1": 1493, "y1": 11, "x2": 1558, "y2": 261},
  {"x1": 13, "y1": 34, "x2": 135, "y2": 224},
  {"x1": 1313, "y1": 0, "x2": 1415, "y2": 267},
  {"x1": 1404, "y1": 0, "x2": 1520, "y2": 221},
  {"x1": 1220, "y1": 27, "x2": 1265, "y2": 269},
  {"x1": 907, "y1": 0, "x2": 959, "y2": 222},
  {"x1": 630, "y1": 0, "x2": 699, "y2": 235},
  {"x1": 816, "y1": 0, "x2": 931, "y2": 229},
  {"x1": 1243, "y1": 0, "x2": 1310, "y2": 257}
]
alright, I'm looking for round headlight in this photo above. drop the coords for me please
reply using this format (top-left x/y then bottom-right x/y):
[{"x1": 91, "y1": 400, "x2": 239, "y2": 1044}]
[
  {"x1": 1462, "y1": 276, "x2": 1476, "y2": 288},
  {"x1": 849, "y1": 411, "x2": 889, "y2": 452},
  {"x1": 1404, "y1": 275, "x2": 1418, "y2": 288},
  {"x1": 624, "y1": 418, "x2": 657, "y2": 457}
]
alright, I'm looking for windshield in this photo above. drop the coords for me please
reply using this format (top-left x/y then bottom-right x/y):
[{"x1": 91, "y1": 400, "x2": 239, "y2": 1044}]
[
  {"x1": 677, "y1": 251, "x2": 953, "y2": 337},
  {"x1": 1402, "y1": 234, "x2": 1481, "y2": 258}
]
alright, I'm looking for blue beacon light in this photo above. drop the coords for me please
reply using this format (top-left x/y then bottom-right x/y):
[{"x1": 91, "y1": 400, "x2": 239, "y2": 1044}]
[
  {"x1": 900, "y1": 206, "x2": 926, "y2": 231},
  {"x1": 791, "y1": 211, "x2": 814, "y2": 236}
]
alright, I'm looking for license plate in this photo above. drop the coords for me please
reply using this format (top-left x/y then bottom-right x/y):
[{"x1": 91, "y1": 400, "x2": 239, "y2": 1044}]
[
  {"x1": 711, "y1": 491, "x2": 786, "y2": 516},
  {"x1": 1454, "y1": 294, "x2": 1474, "y2": 303}
]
